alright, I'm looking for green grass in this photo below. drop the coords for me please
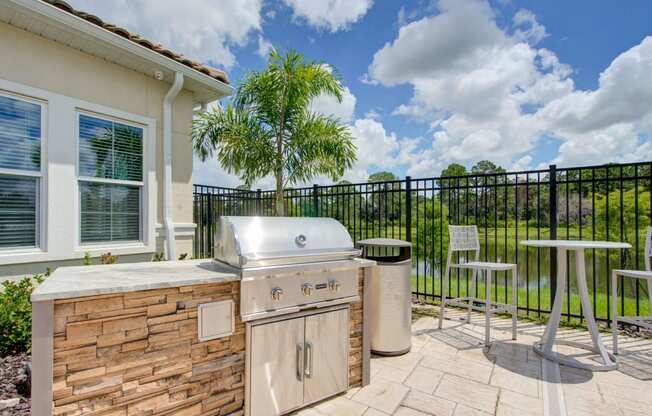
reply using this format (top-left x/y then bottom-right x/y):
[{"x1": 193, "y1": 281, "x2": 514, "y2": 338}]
[{"x1": 411, "y1": 274, "x2": 650, "y2": 323}]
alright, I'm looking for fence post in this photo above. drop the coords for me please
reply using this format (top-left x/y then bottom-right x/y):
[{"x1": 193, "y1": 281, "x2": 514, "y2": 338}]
[
  {"x1": 313, "y1": 184, "x2": 320, "y2": 217},
  {"x1": 405, "y1": 176, "x2": 412, "y2": 242},
  {"x1": 207, "y1": 192, "x2": 214, "y2": 258},
  {"x1": 256, "y1": 189, "x2": 262, "y2": 215},
  {"x1": 549, "y1": 164, "x2": 558, "y2": 307}
]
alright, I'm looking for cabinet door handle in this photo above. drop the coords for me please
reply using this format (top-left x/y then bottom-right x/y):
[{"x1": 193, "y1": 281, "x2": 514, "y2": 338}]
[
  {"x1": 304, "y1": 341, "x2": 313, "y2": 378},
  {"x1": 296, "y1": 343, "x2": 304, "y2": 381}
]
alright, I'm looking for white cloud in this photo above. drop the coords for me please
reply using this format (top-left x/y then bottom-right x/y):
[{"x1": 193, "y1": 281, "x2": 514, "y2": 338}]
[
  {"x1": 366, "y1": 0, "x2": 652, "y2": 174},
  {"x1": 370, "y1": 0, "x2": 505, "y2": 86},
  {"x1": 256, "y1": 35, "x2": 273, "y2": 59},
  {"x1": 310, "y1": 87, "x2": 357, "y2": 122},
  {"x1": 67, "y1": 0, "x2": 263, "y2": 69},
  {"x1": 193, "y1": 157, "x2": 240, "y2": 188},
  {"x1": 535, "y1": 36, "x2": 652, "y2": 166},
  {"x1": 513, "y1": 9, "x2": 547, "y2": 45},
  {"x1": 344, "y1": 118, "x2": 400, "y2": 182},
  {"x1": 359, "y1": 73, "x2": 379, "y2": 85},
  {"x1": 284, "y1": 0, "x2": 373, "y2": 32},
  {"x1": 364, "y1": 109, "x2": 381, "y2": 120}
]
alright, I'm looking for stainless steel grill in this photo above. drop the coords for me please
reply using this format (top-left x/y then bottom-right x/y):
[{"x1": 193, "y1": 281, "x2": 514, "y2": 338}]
[
  {"x1": 215, "y1": 216, "x2": 360, "y2": 268},
  {"x1": 213, "y1": 216, "x2": 364, "y2": 416},
  {"x1": 214, "y1": 216, "x2": 362, "y2": 322}
]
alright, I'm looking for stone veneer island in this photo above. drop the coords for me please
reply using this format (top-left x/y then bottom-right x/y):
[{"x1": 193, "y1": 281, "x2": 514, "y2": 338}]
[{"x1": 30, "y1": 259, "x2": 371, "y2": 416}]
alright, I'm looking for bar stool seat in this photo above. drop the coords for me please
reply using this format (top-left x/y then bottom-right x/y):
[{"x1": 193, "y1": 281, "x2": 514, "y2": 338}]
[{"x1": 453, "y1": 261, "x2": 516, "y2": 271}]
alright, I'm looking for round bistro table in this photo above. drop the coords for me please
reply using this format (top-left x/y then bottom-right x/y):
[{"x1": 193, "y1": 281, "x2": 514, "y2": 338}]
[{"x1": 520, "y1": 240, "x2": 631, "y2": 371}]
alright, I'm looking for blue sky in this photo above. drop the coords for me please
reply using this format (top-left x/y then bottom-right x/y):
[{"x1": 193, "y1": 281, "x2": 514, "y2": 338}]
[{"x1": 69, "y1": 0, "x2": 652, "y2": 188}]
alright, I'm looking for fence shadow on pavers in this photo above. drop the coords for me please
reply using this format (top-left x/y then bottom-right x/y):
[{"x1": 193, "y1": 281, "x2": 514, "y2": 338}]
[
  {"x1": 416, "y1": 326, "x2": 485, "y2": 350},
  {"x1": 595, "y1": 342, "x2": 652, "y2": 380}
]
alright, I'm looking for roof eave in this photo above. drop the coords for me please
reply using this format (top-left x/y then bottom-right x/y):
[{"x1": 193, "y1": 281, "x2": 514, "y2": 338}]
[{"x1": 5, "y1": 0, "x2": 233, "y2": 102}]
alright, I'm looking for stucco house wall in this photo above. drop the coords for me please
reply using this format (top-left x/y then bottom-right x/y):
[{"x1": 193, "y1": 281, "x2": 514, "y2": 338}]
[{"x1": 0, "y1": 21, "x2": 207, "y2": 277}]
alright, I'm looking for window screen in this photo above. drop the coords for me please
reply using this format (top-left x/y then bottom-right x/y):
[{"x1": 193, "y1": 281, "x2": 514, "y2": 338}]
[
  {"x1": 0, "y1": 95, "x2": 41, "y2": 248},
  {"x1": 78, "y1": 114, "x2": 143, "y2": 244}
]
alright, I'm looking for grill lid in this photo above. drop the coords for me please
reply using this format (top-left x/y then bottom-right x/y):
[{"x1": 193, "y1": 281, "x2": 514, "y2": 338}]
[{"x1": 214, "y1": 216, "x2": 360, "y2": 268}]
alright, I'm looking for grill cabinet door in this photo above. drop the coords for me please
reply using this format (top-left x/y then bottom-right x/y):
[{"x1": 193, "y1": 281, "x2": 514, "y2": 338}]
[
  {"x1": 250, "y1": 316, "x2": 305, "y2": 415},
  {"x1": 303, "y1": 308, "x2": 349, "y2": 404}
]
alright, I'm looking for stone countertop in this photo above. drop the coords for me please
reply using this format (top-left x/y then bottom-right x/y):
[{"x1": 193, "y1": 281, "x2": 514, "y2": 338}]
[{"x1": 31, "y1": 260, "x2": 239, "y2": 302}]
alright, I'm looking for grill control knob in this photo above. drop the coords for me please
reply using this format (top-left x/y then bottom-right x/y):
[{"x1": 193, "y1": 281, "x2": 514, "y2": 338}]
[
  {"x1": 329, "y1": 280, "x2": 341, "y2": 292},
  {"x1": 301, "y1": 283, "x2": 314, "y2": 296},
  {"x1": 271, "y1": 287, "x2": 284, "y2": 301}
]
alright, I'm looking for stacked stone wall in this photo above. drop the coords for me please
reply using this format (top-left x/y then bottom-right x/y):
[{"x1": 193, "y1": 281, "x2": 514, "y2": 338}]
[{"x1": 51, "y1": 281, "x2": 244, "y2": 416}]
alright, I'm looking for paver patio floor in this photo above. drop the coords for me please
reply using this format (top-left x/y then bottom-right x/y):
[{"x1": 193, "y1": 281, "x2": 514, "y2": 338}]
[{"x1": 293, "y1": 307, "x2": 652, "y2": 416}]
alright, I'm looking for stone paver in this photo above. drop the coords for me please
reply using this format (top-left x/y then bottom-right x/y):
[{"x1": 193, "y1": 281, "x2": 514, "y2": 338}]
[
  {"x1": 435, "y1": 374, "x2": 499, "y2": 414},
  {"x1": 452, "y1": 404, "x2": 492, "y2": 416},
  {"x1": 403, "y1": 366, "x2": 444, "y2": 394},
  {"x1": 352, "y1": 379, "x2": 410, "y2": 414},
  {"x1": 421, "y1": 354, "x2": 494, "y2": 384},
  {"x1": 311, "y1": 396, "x2": 368, "y2": 415},
  {"x1": 363, "y1": 409, "x2": 390, "y2": 416},
  {"x1": 306, "y1": 308, "x2": 651, "y2": 416},
  {"x1": 395, "y1": 407, "x2": 431, "y2": 416},
  {"x1": 402, "y1": 389, "x2": 456, "y2": 416},
  {"x1": 375, "y1": 364, "x2": 412, "y2": 383}
]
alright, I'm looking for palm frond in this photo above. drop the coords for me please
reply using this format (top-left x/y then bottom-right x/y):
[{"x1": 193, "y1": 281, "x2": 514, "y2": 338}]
[{"x1": 285, "y1": 112, "x2": 356, "y2": 185}]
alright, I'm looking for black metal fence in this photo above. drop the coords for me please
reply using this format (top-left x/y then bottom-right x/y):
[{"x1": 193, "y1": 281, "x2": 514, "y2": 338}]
[{"x1": 194, "y1": 162, "x2": 652, "y2": 325}]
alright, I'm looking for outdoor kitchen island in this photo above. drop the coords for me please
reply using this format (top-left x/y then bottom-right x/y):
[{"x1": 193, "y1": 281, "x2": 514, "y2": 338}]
[{"x1": 30, "y1": 227, "x2": 374, "y2": 416}]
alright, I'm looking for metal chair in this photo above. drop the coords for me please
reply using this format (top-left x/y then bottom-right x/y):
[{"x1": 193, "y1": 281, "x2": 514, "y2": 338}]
[
  {"x1": 611, "y1": 227, "x2": 652, "y2": 354},
  {"x1": 438, "y1": 225, "x2": 518, "y2": 345}
]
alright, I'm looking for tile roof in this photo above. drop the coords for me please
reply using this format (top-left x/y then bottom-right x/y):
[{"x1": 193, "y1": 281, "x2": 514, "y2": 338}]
[{"x1": 41, "y1": 0, "x2": 229, "y2": 84}]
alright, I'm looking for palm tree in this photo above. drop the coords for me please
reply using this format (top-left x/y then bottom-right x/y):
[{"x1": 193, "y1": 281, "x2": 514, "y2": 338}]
[{"x1": 192, "y1": 49, "x2": 357, "y2": 215}]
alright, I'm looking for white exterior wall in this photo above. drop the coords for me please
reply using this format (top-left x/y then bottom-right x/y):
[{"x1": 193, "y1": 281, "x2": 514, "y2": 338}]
[{"x1": 0, "y1": 22, "x2": 201, "y2": 276}]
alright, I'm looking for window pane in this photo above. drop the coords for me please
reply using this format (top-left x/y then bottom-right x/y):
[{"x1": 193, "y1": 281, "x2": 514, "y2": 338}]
[
  {"x1": 79, "y1": 115, "x2": 112, "y2": 179},
  {"x1": 0, "y1": 95, "x2": 41, "y2": 171},
  {"x1": 0, "y1": 175, "x2": 37, "y2": 248},
  {"x1": 79, "y1": 115, "x2": 142, "y2": 181},
  {"x1": 114, "y1": 123, "x2": 142, "y2": 181},
  {"x1": 80, "y1": 182, "x2": 140, "y2": 243}
]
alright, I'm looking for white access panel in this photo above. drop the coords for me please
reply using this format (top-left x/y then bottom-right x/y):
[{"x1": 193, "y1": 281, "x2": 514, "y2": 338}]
[{"x1": 198, "y1": 300, "x2": 235, "y2": 341}]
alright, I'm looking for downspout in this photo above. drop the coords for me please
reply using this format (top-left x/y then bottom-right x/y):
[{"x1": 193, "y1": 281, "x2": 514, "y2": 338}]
[{"x1": 163, "y1": 72, "x2": 184, "y2": 260}]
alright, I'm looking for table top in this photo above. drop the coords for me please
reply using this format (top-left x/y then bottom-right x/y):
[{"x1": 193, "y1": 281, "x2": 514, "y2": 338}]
[{"x1": 520, "y1": 240, "x2": 631, "y2": 250}]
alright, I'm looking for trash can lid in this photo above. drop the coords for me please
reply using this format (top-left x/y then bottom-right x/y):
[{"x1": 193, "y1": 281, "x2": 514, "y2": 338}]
[{"x1": 357, "y1": 238, "x2": 412, "y2": 248}]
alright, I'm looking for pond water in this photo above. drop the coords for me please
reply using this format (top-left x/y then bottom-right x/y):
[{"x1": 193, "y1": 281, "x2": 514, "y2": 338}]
[{"x1": 411, "y1": 239, "x2": 637, "y2": 297}]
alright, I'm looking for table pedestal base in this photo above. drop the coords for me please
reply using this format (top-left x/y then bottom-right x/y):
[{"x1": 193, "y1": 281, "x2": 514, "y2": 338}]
[
  {"x1": 533, "y1": 340, "x2": 618, "y2": 372},
  {"x1": 534, "y1": 246, "x2": 621, "y2": 372}
]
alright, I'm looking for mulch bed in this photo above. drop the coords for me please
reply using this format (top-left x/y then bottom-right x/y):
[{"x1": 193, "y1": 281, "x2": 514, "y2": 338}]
[{"x1": 0, "y1": 354, "x2": 30, "y2": 416}]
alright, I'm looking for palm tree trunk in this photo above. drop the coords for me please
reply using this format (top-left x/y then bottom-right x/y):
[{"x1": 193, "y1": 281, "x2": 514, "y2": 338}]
[{"x1": 275, "y1": 173, "x2": 285, "y2": 216}]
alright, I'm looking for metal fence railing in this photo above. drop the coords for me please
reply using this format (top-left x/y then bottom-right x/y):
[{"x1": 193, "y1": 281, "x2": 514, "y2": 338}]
[{"x1": 194, "y1": 162, "x2": 652, "y2": 325}]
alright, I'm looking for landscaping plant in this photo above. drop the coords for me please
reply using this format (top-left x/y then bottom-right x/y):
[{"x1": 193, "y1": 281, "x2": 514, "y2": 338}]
[
  {"x1": 100, "y1": 252, "x2": 118, "y2": 264},
  {"x1": 193, "y1": 49, "x2": 356, "y2": 215},
  {"x1": 0, "y1": 274, "x2": 46, "y2": 356}
]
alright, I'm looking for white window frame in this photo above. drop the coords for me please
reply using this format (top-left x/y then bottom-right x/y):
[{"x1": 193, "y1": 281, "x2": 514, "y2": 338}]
[
  {"x1": 0, "y1": 90, "x2": 47, "y2": 253},
  {"x1": 76, "y1": 110, "x2": 145, "y2": 247},
  {"x1": 0, "y1": 78, "x2": 157, "y2": 265}
]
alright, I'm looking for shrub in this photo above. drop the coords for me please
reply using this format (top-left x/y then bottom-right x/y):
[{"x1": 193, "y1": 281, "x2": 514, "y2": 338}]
[
  {"x1": 151, "y1": 252, "x2": 165, "y2": 262},
  {"x1": 0, "y1": 273, "x2": 46, "y2": 356},
  {"x1": 100, "y1": 252, "x2": 118, "y2": 264},
  {"x1": 178, "y1": 253, "x2": 188, "y2": 260}
]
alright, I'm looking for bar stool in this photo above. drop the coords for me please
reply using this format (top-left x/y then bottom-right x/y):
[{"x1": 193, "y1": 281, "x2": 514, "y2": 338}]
[
  {"x1": 438, "y1": 225, "x2": 518, "y2": 345},
  {"x1": 611, "y1": 227, "x2": 652, "y2": 354}
]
